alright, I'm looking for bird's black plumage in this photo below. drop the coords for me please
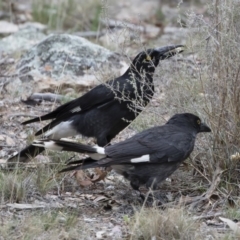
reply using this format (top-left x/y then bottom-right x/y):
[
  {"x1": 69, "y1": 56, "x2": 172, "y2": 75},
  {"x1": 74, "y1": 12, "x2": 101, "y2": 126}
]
[
  {"x1": 33, "y1": 113, "x2": 211, "y2": 190},
  {"x1": 8, "y1": 45, "x2": 184, "y2": 164}
]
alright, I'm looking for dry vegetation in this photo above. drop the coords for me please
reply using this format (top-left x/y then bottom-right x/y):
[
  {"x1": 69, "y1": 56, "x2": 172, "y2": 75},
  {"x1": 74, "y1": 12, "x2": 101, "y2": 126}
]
[
  {"x1": 129, "y1": 207, "x2": 211, "y2": 240},
  {"x1": 0, "y1": 0, "x2": 240, "y2": 239},
  {"x1": 163, "y1": 0, "x2": 240, "y2": 199},
  {"x1": 31, "y1": 0, "x2": 102, "y2": 31}
]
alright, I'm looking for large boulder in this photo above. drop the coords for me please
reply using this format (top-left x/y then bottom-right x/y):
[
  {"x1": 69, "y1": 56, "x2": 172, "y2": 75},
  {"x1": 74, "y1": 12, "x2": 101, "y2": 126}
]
[
  {"x1": 6, "y1": 34, "x2": 124, "y2": 94},
  {"x1": 0, "y1": 23, "x2": 46, "y2": 53}
]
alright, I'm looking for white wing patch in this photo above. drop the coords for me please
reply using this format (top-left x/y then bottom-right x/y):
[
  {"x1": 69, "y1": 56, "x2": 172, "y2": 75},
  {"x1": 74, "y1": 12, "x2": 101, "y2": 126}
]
[
  {"x1": 94, "y1": 146, "x2": 105, "y2": 154},
  {"x1": 130, "y1": 155, "x2": 150, "y2": 163},
  {"x1": 88, "y1": 146, "x2": 106, "y2": 160},
  {"x1": 33, "y1": 140, "x2": 63, "y2": 151},
  {"x1": 70, "y1": 106, "x2": 81, "y2": 113},
  {"x1": 88, "y1": 153, "x2": 106, "y2": 160},
  {"x1": 44, "y1": 121, "x2": 78, "y2": 139}
]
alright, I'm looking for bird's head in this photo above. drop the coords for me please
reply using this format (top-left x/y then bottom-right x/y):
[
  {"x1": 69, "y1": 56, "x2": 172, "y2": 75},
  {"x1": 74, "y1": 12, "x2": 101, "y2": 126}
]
[
  {"x1": 129, "y1": 45, "x2": 184, "y2": 75},
  {"x1": 167, "y1": 113, "x2": 212, "y2": 133}
]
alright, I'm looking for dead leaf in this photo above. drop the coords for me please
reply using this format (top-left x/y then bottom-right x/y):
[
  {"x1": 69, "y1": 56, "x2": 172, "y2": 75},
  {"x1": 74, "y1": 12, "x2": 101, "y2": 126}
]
[
  {"x1": 91, "y1": 168, "x2": 108, "y2": 183},
  {"x1": 74, "y1": 170, "x2": 93, "y2": 187},
  {"x1": 219, "y1": 217, "x2": 240, "y2": 235},
  {"x1": 6, "y1": 136, "x2": 15, "y2": 146},
  {"x1": 96, "y1": 231, "x2": 106, "y2": 239},
  {"x1": 93, "y1": 195, "x2": 107, "y2": 203}
]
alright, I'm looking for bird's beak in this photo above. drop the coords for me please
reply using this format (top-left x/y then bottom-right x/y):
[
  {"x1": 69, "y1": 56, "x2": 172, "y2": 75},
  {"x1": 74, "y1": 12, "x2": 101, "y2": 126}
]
[
  {"x1": 156, "y1": 45, "x2": 185, "y2": 60},
  {"x1": 199, "y1": 122, "x2": 211, "y2": 133}
]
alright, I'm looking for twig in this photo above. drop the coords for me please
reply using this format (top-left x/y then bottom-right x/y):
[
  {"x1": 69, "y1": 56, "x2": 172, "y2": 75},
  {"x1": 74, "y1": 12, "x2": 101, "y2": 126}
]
[
  {"x1": 204, "y1": 165, "x2": 223, "y2": 199},
  {"x1": 193, "y1": 212, "x2": 224, "y2": 220},
  {"x1": 7, "y1": 113, "x2": 39, "y2": 118},
  {"x1": 189, "y1": 161, "x2": 211, "y2": 184}
]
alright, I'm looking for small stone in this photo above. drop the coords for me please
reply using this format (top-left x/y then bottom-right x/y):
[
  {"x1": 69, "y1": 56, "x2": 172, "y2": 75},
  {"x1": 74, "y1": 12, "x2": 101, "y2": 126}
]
[
  {"x1": 0, "y1": 21, "x2": 19, "y2": 35},
  {"x1": 58, "y1": 217, "x2": 66, "y2": 223},
  {"x1": 96, "y1": 231, "x2": 106, "y2": 239},
  {"x1": 6, "y1": 136, "x2": 15, "y2": 146},
  {"x1": 0, "y1": 135, "x2": 5, "y2": 141}
]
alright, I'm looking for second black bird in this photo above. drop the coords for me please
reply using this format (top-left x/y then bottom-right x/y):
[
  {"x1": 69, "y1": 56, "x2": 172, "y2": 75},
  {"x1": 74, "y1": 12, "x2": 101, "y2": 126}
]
[
  {"x1": 33, "y1": 113, "x2": 211, "y2": 190},
  {"x1": 8, "y1": 45, "x2": 184, "y2": 164}
]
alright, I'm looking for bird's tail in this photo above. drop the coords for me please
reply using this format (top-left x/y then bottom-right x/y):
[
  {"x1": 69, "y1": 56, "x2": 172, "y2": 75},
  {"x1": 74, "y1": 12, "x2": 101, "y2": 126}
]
[
  {"x1": 59, "y1": 157, "x2": 100, "y2": 173},
  {"x1": 33, "y1": 139, "x2": 106, "y2": 160},
  {"x1": 7, "y1": 145, "x2": 45, "y2": 167}
]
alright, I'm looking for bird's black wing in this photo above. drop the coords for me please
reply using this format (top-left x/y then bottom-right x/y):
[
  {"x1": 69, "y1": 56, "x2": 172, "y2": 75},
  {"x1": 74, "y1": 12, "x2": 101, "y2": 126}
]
[
  {"x1": 103, "y1": 125, "x2": 195, "y2": 165},
  {"x1": 22, "y1": 80, "x2": 119, "y2": 125}
]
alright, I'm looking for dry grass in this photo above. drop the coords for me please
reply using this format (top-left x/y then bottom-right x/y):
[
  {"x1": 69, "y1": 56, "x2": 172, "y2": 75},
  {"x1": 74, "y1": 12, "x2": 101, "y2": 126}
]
[
  {"x1": 144, "y1": 0, "x2": 240, "y2": 197},
  {"x1": 225, "y1": 199, "x2": 240, "y2": 220},
  {"x1": 129, "y1": 206, "x2": 215, "y2": 240},
  {"x1": 31, "y1": 0, "x2": 103, "y2": 31},
  {"x1": 0, "y1": 150, "x2": 75, "y2": 204},
  {"x1": 124, "y1": 2, "x2": 240, "y2": 237},
  {"x1": 0, "y1": 171, "x2": 30, "y2": 203},
  {"x1": 0, "y1": 209, "x2": 86, "y2": 240}
]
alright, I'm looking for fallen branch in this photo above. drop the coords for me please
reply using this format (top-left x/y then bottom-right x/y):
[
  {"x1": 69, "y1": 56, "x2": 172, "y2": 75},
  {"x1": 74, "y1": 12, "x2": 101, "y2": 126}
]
[
  {"x1": 6, "y1": 203, "x2": 63, "y2": 210},
  {"x1": 204, "y1": 165, "x2": 224, "y2": 199},
  {"x1": 28, "y1": 93, "x2": 66, "y2": 103},
  {"x1": 193, "y1": 212, "x2": 224, "y2": 220}
]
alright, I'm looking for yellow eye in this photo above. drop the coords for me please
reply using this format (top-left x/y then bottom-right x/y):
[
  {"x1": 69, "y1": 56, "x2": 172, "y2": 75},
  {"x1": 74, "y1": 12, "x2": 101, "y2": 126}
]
[
  {"x1": 145, "y1": 55, "x2": 152, "y2": 61},
  {"x1": 197, "y1": 119, "x2": 201, "y2": 125}
]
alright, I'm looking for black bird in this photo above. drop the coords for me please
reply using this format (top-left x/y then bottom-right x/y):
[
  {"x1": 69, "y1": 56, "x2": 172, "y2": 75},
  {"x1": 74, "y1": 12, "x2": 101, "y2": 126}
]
[
  {"x1": 8, "y1": 45, "x2": 184, "y2": 164},
  {"x1": 33, "y1": 113, "x2": 211, "y2": 190}
]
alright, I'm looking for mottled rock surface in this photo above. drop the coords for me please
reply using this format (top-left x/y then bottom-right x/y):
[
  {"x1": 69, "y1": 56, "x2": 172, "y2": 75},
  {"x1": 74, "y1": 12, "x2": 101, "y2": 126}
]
[
  {"x1": 17, "y1": 33, "x2": 120, "y2": 80},
  {"x1": 0, "y1": 24, "x2": 46, "y2": 53},
  {"x1": 6, "y1": 34, "x2": 124, "y2": 94}
]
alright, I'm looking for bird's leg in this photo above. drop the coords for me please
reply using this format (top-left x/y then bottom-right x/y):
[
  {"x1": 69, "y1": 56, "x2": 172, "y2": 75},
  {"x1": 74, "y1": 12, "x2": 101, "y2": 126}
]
[
  {"x1": 138, "y1": 190, "x2": 146, "y2": 202},
  {"x1": 148, "y1": 189, "x2": 165, "y2": 207},
  {"x1": 138, "y1": 189, "x2": 164, "y2": 207},
  {"x1": 135, "y1": 189, "x2": 153, "y2": 205},
  {"x1": 145, "y1": 189, "x2": 155, "y2": 203}
]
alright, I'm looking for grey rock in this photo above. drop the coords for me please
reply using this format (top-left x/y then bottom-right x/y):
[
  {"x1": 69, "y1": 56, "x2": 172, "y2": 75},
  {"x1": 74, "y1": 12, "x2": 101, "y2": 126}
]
[
  {"x1": 0, "y1": 21, "x2": 19, "y2": 35},
  {"x1": 0, "y1": 25, "x2": 46, "y2": 53},
  {"x1": 17, "y1": 33, "x2": 120, "y2": 80},
  {"x1": 58, "y1": 217, "x2": 67, "y2": 223},
  {"x1": 12, "y1": 33, "x2": 123, "y2": 93}
]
